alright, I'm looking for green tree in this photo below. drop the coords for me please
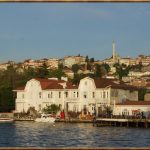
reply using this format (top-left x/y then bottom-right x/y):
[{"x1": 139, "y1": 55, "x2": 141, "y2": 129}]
[
  {"x1": 0, "y1": 64, "x2": 26, "y2": 112},
  {"x1": 87, "y1": 63, "x2": 91, "y2": 70},
  {"x1": 90, "y1": 58, "x2": 94, "y2": 63},
  {"x1": 72, "y1": 64, "x2": 80, "y2": 73},
  {"x1": 0, "y1": 87, "x2": 15, "y2": 112},
  {"x1": 71, "y1": 73, "x2": 87, "y2": 85},
  {"x1": 138, "y1": 88, "x2": 147, "y2": 101},
  {"x1": 85, "y1": 55, "x2": 89, "y2": 63},
  {"x1": 50, "y1": 68, "x2": 65, "y2": 80},
  {"x1": 42, "y1": 104, "x2": 60, "y2": 114},
  {"x1": 27, "y1": 107, "x2": 38, "y2": 117},
  {"x1": 95, "y1": 64, "x2": 102, "y2": 77},
  {"x1": 103, "y1": 106, "x2": 113, "y2": 118},
  {"x1": 72, "y1": 73, "x2": 81, "y2": 85},
  {"x1": 114, "y1": 63, "x2": 129, "y2": 80},
  {"x1": 128, "y1": 62, "x2": 143, "y2": 72},
  {"x1": 58, "y1": 63, "x2": 64, "y2": 70},
  {"x1": 101, "y1": 63, "x2": 110, "y2": 73},
  {"x1": 24, "y1": 67, "x2": 38, "y2": 80},
  {"x1": 37, "y1": 62, "x2": 50, "y2": 78}
]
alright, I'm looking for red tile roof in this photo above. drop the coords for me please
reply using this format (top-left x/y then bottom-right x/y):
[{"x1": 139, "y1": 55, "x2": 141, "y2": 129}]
[
  {"x1": 14, "y1": 78, "x2": 78, "y2": 91},
  {"x1": 146, "y1": 83, "x2": 150, "y2": 87},
  {"x1": 66, "y1": 82, "x2": 78, "y2": 89},
  {"x1": 93, "y1": 78, "x2": 138, "y2": 91},
  {"x1": 15, "y1": 77, "x2": 138, "y2": 91},
  {"x1": 33, "y1": 78, "x2": 64, "y2": 89},
  {"x1": 117, "y1": 100, "x2": 150, "y2": 105}
]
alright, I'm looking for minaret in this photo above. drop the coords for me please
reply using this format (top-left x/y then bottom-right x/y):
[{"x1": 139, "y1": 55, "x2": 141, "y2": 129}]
[{"x1": 112, "y1": 40, "x2": 116, "y2": 63}]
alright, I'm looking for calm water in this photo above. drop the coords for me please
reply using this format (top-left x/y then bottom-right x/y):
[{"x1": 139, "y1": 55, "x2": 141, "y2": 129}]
[{"x1": 0, "y1": 121, "x2": 150, "y2": 147}]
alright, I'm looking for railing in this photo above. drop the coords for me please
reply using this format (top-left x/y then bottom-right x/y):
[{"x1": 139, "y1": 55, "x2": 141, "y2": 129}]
[{"x1": 97, "y1": 114, "x2": 150, "y2": 120}]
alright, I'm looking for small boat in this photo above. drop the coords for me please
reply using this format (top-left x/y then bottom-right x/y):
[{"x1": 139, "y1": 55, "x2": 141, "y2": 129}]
[
  {"x1": 35, "y1": 114, "x2": 55, "y2": 123},
  {"x1": 0, "y1": 118, "x2": 14, "y2": 123}
]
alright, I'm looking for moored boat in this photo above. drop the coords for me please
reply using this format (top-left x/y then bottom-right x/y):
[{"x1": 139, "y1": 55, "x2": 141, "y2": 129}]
[
  {"x1": 35, "y1": 114, "x2": 55, "y2": 123},
  {"x1": 0, "y1": 118, "x2": 14, "y2": 123}
]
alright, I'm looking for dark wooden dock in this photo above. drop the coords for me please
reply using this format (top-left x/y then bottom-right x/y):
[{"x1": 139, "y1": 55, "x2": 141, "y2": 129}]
[{"x1": 93, "y1": 118, "x2": 150, "y2": 128}]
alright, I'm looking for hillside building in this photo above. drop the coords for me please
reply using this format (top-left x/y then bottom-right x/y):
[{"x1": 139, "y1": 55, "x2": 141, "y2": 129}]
[{"x1": 63, "y1": 56, "x2": 86, "y2": 68}]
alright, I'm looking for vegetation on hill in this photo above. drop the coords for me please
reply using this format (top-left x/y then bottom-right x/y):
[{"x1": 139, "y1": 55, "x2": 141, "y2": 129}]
[
  {"x1": 114, "y1": 63, "x2": 130, "y2": 80},
  {"x1": 0, "y1": 58, "x2": 147, "y2": 112},
  {"x1": 0, "y1": 63, "x2": 65, "y2": 112}
]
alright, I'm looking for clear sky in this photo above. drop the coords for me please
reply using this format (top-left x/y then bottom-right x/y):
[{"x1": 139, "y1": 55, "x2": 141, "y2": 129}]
[{"x1": 0, "y1": 3, "x2": 150, "y2": 62}]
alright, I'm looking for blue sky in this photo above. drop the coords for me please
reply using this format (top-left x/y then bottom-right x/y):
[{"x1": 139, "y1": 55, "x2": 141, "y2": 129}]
[{"x1": 0, "y1": 3, "x2": 150, "y2": 62}]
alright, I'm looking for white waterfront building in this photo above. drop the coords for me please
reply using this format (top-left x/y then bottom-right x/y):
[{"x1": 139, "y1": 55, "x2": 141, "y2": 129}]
[
  {"x1": 14, "y1": 77, "x2": 138, "y2": 116},
  {"x1": 113, "y1": 100, "x2": 150, "y2": 117}
]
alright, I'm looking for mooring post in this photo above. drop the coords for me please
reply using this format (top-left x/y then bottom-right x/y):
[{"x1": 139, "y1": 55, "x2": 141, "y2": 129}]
[
  {"x1": 127, "y1": 121, "x2": 129, "y2": 127},
  {"x1": 93, "y1": 117, "x2": 96, "y2": 126},
  {"x1": 120, "y1": 122, "x2": 122, "y2": 127},
  {"x1": 145, "y1": 120, "x2": 148, "y2": 128},
  {"x1": 136, "y1": 121, "x2": 138, "y2": 127}
]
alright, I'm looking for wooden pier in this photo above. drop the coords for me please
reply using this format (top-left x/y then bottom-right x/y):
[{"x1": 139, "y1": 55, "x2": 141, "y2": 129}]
[{"x1": 93, "y1": 118, "x2": 150, "y2": 128}]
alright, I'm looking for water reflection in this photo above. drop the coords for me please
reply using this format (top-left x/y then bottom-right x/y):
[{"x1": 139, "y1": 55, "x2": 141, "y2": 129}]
[{"x1": 0, "y1": 122, "x2": 150, "y2": 147}]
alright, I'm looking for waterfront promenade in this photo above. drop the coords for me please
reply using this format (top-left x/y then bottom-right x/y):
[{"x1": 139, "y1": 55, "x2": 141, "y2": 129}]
[
  {"x1": 93, "y1": 117, "x2": 150, "y2": 128},
  {"x1": 13, "y1": 115, "x2": 150, "y2": 128},
  {"x1": 9, "y1": 111, "x2": 150, "y2": 128}
]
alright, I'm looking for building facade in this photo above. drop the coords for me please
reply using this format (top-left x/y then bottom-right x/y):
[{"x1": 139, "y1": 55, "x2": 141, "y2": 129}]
[
  {"x1": 14, "y1": 77, "x2": 139, "y2": 116},
  {"x1": 63, "y1": 56, "x2": 86, "y2": 68}
]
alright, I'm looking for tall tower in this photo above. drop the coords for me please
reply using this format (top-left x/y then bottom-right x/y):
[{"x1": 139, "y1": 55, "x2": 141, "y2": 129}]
[{"x1": 112, "y1": 40, "x2": 116, "y2": 63}]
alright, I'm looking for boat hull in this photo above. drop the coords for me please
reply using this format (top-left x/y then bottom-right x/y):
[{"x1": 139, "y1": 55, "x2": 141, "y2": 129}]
[
  {"x1": 0, "y1": 118, "x2": 14, "y2": 123},
  {"x1": 35, "y1": 117, "x2": 55, "y2": 123}
]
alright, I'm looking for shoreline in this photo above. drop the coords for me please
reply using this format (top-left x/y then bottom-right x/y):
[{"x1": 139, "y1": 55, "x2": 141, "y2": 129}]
[
  {"x1": 14, "y1": 118, "x2": 93, "y2": 123},
  {"x1": 0, "y1": 147, "x2": 150, "y2": 150},
  {"x1": 13, "y1": 118, "x2": 150, "y2": 128}
]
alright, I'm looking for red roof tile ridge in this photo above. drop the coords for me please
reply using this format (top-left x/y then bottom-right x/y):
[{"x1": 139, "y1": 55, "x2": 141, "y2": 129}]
[
  {"x1": 93, "y1": 77, "x2": 138, "y2": 90},
  {"x1": 14, "y1": 78, "x2": 77, "y2": 90},
  {"x1": 117, "y1": 100, "x2": 150, "y2": 105}
]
